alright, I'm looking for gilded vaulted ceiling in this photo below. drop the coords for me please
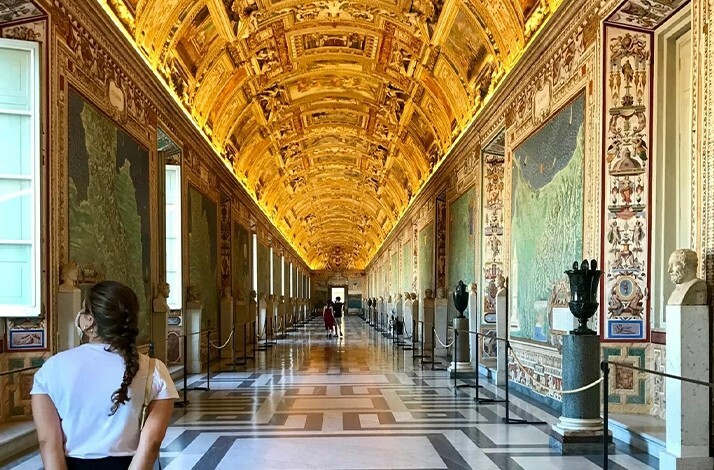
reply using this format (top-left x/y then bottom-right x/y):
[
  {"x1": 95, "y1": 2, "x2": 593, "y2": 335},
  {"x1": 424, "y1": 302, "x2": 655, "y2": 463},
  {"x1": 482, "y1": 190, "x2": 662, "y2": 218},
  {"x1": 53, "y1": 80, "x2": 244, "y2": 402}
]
[{"x1": 100, "y1": 0, "x2": 560, "y2": 269}]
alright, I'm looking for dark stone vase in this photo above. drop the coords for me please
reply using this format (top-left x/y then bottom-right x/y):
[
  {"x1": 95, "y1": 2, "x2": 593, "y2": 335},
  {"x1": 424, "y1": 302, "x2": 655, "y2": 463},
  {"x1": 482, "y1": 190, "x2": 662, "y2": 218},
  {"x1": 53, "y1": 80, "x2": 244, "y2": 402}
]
[
  {"x1": 564, "y1": 260, "x2": 602, "y2": 335},
  {"x1": 452, "y1": 281, "x2": 468, "y2": 318}
]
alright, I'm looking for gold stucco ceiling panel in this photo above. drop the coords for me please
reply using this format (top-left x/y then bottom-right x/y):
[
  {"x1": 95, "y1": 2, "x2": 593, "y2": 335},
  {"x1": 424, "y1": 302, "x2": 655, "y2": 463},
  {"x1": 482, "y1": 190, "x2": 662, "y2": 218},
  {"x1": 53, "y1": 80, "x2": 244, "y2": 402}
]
[{"x1": 98, "y1": 0, "x2": 559, "y2": 269}]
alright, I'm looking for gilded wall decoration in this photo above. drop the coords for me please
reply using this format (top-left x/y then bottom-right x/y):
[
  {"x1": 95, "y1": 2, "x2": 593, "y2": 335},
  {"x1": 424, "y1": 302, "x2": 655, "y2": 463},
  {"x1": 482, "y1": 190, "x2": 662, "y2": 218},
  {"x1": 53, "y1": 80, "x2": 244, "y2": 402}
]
[
  {"x1": 435, "y1": 194, "x2": 447, "y2": 291},
  {"x1": 605, "y1": 0, "x2": 689, "y2": 30},
  {"x1": 93, "y1": 0, "x2": 560, "y2": 269},
  {"x1": 481, "y1": 133, "x2": 505, "y2": 324},
  {"x1": 0, "y1": 0, "x2": 43, "y2": 23},
  {"x1": 601, "y1": 26, "x2": 652, "y2": 341}
]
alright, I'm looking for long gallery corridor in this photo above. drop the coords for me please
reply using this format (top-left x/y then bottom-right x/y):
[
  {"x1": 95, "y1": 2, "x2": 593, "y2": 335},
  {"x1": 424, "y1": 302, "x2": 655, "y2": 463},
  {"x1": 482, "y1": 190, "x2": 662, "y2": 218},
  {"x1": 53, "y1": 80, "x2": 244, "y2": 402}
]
[{"x1": 6, "y1": 316, "x2": 657, "y2": 470}]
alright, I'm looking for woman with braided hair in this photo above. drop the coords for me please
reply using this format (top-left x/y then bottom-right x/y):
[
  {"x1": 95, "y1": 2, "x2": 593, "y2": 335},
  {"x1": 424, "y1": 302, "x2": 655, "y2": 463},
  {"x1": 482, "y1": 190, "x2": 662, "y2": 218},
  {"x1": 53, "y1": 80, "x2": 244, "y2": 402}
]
[{"x1": 31, "y1": 281, "x2": 178, "y2": 470}]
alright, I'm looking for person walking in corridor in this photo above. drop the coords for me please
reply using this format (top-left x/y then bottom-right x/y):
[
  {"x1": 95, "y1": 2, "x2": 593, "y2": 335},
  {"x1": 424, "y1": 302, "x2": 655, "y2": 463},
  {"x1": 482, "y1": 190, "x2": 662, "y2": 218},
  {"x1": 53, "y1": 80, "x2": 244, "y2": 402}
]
[
  {"x1": 323, "y1": 300, "x2": 336, "y2": 338},
  {"x1": 333, "y1": 296, "x2": 345, "y2": 338}
]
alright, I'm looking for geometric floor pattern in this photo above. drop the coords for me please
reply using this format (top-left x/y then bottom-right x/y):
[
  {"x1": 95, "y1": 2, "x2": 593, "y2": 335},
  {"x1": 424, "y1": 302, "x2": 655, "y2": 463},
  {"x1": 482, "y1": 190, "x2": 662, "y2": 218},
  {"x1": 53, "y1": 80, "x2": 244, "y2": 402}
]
[{"x1": 4, "y1": 316, "x2": 658, "y2": 470}]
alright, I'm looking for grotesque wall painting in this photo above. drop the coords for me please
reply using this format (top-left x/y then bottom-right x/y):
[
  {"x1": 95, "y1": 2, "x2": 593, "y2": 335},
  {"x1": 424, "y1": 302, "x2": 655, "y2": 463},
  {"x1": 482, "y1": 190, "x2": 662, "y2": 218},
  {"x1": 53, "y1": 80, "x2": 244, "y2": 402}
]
[
  {"x1": 257, "y1": 242, "x2": 270, "y2": 297},
  {"x1": 447, "y1": 187, "x2": 476, "y2": 321},
  {"x1": 601, "y1": 26, "x2": 652, "y2": 341},
  {"x1": 233, "y1": 222, "x2": 250, "y2": 302},
  {"x1": 481, "y1": 132, "x2": 505, "y2": 324},
  {"x1": 418, "y1": 222, "x2": 435, "y2": 297},
  {"x1": 68, "y1": 89, "x2": 151, "y2": 341},
  {"x1": 188, "y1": 185, "x2": 219, "y2": 329},
  {"x1": 510, "y1": 93, "x2": 585, "y2": 345},
  {"x1": 402, "y1": 241, "x2": 412, "y2": 293},
  {"x1": 391, "y1": 251, "x2": 399, "y2": 297}
]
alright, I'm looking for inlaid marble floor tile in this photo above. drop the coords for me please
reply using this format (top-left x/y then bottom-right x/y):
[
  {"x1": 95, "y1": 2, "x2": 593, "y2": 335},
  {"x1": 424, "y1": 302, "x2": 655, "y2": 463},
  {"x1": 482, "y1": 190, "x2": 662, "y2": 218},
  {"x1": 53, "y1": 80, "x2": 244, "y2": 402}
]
[{"x1": 3, "y1": 316, "x2": 658, "y2": 470}]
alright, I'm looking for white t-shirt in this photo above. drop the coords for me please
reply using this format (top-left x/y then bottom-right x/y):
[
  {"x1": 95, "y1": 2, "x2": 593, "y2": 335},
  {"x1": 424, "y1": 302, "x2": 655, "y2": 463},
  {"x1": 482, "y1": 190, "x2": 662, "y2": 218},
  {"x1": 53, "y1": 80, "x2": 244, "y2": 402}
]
[{"x1": 31, "y1": 343, "x2": 178, "y2": 458}]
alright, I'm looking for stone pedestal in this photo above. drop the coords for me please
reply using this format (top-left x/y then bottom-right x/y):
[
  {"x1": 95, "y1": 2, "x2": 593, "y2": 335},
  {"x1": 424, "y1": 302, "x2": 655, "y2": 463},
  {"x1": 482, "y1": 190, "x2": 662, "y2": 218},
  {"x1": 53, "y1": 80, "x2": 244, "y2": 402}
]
[
  {"x1": 249, "y1": 299, "x2": 257, "y2": 342},
  {"x1": 220, "y1": 295, "x2": 234, "y2": 359},
  {"x1": 550, "y1": 334, "x2": 609, "y2": 454},
  {"x1": 468, "y1": 290, "x2": 479, "y2": 367},
  {"x1": 659, "y1": 305, "x2": 713, "y2": 470},
  {"x1": 421, "y1": 296, "x2": 434, "y2": 352},
  {"x1": 151, "y1": 309, "x2": 168, "y2": 363},
  {"x1": 404, "y1": 298, "x2": 413, "y2": 339},
  {"x1": 186, "y1": 306, "x2": 203, "y2": 374},
  {"x1": 495, "y1": 290, "x2": 508, "y2": 385},
  {"x1": 448, "y1": 317, "x2": 473, "y2": 374},
  {"x1": 395, "y1": 300, "x2": 404, "y2": 342},
  {"x1": 411, "y1": 298, "x2": 419, "y2": 342},
  {"x1": 258, "y1": 297, "x2": 267, "y2": 339},
  {"x1": 234, "y1": 299, "x2": 248, "y2": 352},
  {"x1": 434, "y1": 298, "x2": 448, "y2": 357},
  {"x1": 57, "y1": 289, "x2": 82, "y2": 351}
]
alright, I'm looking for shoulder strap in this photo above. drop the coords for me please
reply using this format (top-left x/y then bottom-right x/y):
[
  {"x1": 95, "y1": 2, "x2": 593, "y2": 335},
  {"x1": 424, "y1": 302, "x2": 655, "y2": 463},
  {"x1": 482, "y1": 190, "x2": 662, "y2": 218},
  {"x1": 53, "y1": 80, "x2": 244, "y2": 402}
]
[
  {"x1": 144, "y1": 358, "x2": 156, "y2": 407},
  {"x1": 140, "y1": 357, "x2": 156, "y2": 430}
]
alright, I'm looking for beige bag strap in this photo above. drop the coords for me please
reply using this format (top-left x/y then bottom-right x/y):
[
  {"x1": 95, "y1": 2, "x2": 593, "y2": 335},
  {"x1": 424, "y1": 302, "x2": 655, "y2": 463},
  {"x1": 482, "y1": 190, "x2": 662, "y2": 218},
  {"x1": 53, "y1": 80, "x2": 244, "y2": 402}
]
[{"x1": 140, "y1": 358, "x2": 156, "y2": 430}]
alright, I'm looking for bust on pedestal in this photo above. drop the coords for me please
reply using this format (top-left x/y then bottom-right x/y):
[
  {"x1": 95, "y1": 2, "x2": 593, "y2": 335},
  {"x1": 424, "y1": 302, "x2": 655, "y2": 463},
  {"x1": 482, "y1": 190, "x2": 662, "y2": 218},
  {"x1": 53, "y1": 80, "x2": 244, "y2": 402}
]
[
  {"x1": 467, "y1": 282, "x2": 479, "y2": 367},
  {"x1": 395, "y1": 293, "x2": 404, "y2": 342},
  {"x1": 185, "y1": 286, "x2": 203, "y2": 374},
  {"x1": 422, "y1": 289, "x2": 435, "y2": 354},
  {"x1": 448, "y1": 281, "x2": 473, "y2": 376},
  {"x1": 660, "y1": 249, "x2": 713, "y2": 470},
  {"x1": 410, "y1": 293, "x2": 419, "y2": 342},
  {"x1": 58, "y1": 262, "x2": 82, "y2": 351},
  {"x1": 152, "y1": 282, "x2": 171, "y2": 363}
]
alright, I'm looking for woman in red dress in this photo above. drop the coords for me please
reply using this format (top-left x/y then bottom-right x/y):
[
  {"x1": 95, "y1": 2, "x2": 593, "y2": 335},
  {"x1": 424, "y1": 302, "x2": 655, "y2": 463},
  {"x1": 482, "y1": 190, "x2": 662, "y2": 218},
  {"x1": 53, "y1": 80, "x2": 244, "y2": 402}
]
[{"x1": 323, "y1": 301, "x2": 336, "y2": 338}]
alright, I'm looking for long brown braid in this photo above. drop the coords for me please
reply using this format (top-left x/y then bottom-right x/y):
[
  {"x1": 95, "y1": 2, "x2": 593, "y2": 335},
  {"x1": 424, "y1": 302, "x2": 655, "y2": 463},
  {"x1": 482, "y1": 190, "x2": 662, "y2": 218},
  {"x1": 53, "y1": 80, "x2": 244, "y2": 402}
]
[{"x1": 85, "y1": 281, "x2": 141, "y2": 416}]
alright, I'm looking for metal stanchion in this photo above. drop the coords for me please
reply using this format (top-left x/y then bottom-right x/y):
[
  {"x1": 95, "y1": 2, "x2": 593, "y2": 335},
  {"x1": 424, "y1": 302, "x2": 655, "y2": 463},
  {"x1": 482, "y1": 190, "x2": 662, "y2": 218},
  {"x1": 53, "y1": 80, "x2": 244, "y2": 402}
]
[
  {"x1": 602, "y1": 361, "x2": 610, "y2": 470},
  {"x1": 453, "y1": 328, "x2": 458, "y2": 395},
  {"x1": 473, "y1": 328, "x2": 505, "y2": 405},
  {"x1": 174, "y1": 333, "x2": 190, "y2": 408},
  {"x1": 413, "y1": 320, "x2": 426, "y2": 360},
  {"x1": 501, "y1": 340, "x2": 545, "y2": 425}
]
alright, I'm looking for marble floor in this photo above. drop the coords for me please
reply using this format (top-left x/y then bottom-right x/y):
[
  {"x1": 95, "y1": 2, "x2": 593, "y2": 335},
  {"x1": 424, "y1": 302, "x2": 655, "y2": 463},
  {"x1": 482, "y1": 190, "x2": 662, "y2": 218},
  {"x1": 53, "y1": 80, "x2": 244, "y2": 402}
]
[{"x1": 4, "y1": 316, "x2": 658, "y2": 470}]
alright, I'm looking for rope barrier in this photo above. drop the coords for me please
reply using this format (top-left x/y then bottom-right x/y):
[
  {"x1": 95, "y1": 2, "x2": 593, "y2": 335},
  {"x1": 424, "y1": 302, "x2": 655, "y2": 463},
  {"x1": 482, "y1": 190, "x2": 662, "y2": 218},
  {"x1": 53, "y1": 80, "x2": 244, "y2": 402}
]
[
  {"x1": 209, "y1": 330, "x2": 234, "y2": 350},
  {"x1": 507, "y1": 342, "x2": 603, "y2": 395},
  {"x1": 433, "y1": 330, "x2": 455, "y2": 349}
]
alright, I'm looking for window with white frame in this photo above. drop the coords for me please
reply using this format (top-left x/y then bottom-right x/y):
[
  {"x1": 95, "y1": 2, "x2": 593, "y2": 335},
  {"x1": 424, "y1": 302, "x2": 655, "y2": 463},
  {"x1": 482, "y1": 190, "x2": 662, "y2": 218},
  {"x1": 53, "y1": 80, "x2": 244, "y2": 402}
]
[
  {"x1": 165, "y1": 165, "x2": 182, "y2": 309},
  {"x1": 0, "y1": 39, "x2": 41, "y2": 317}
]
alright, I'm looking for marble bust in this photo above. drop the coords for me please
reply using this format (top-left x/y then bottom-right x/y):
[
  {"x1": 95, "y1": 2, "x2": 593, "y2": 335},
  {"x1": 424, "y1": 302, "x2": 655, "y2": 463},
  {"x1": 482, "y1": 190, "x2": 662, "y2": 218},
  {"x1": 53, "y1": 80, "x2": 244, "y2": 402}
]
[
  {"x1": 186, "y1": 285, "x2": 202, "y2": 309},
  {"x1": 153, "y1": 282, "x2": 171, "y2": 313},
  {"x1": 495, "y1": 274, "x2": 507, "y2": 296},
  {"x1": 424, "y1": 288, "x2": 434, "y2": 299},
  {"x1": 469, "y1": 282, "x2": 478, "y2": 295},
  {"x1": 410, "y1": 292, "x2": 417, "y2": 301},
  {"x1": 667, "y1": 249, "x2": 708, "y2": 305},
  {"x1": 221, "y1": 285, "x2": 232, "y2": 299},
  {"x1": 249, "y1": 289, "x2": 257, "y2": 302},
  {"x1": 59, "y1": 261, "x2": 80, "y2": 293},
  {"x1": 436, "y1": 287, "x2": 446, "y2": 299}
]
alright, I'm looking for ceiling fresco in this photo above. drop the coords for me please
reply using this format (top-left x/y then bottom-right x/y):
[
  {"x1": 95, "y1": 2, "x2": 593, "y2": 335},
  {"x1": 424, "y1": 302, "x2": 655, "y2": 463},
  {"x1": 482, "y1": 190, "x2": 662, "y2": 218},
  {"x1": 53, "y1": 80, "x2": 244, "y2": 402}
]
[{"x1": 99, "y1": 0, "x2": 561, "y2": 269}]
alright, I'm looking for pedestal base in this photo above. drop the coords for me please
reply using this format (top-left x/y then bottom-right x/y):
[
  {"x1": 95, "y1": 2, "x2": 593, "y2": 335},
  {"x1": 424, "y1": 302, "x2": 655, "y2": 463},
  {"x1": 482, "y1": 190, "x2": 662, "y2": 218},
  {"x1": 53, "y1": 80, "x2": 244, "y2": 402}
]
[
  {"x1": 659, "y1": 452, "x2": 714, "y2": 470},
  {"x1": 550, "y1": 425, "x2": 614, "y2": 455},
  {"x1": 448, "y1": 362, "x2": 474, "y2": 378}
]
